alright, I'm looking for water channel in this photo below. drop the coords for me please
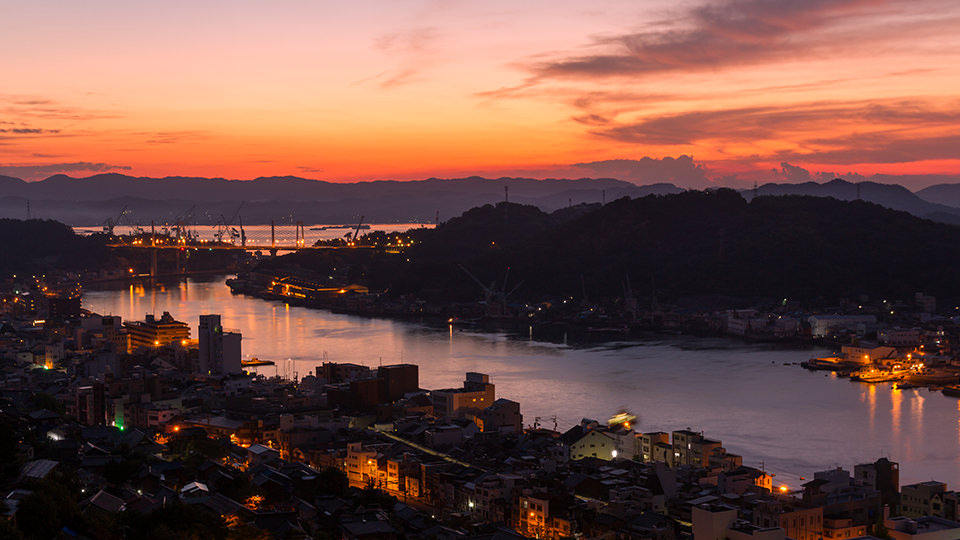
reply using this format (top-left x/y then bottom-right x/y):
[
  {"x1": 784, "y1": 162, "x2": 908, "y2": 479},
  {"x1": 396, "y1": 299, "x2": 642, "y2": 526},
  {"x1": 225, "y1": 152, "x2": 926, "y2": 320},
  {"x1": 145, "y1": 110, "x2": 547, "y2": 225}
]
[{"x1": 82, "y1": 277, "x2": 960, "y2": 488}]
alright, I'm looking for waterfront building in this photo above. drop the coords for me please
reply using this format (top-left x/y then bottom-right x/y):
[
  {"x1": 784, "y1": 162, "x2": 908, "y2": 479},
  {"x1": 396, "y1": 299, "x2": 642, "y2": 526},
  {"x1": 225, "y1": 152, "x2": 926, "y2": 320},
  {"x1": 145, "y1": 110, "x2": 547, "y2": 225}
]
[
  {"x1": 855, "y1": 457, "x2": 901, "y2": 514},
  {"x1": 123, "y1": 311, "x2": 189, "y2": 352},
  {"x1": 808, "y1": 315, "x2": 876, "y2": 338},
  {"x1": 474, "y1": 398, "x2": 523, "y2": 434},
  {"x1": 431, "y1": 372, "x2": 495, "y2": 418},
  {"x1": 640, "y1": 432, "x2": 670, "y2": 463},
  {"x1": 672, "y1": 429, "x2": 721, "y2": 468},
  {"x1": 318, "y1": 362, "x2": 372, "y2": 384},
  {"x1": 197, "y1": 314, "x2": 241, "y2": 375},
  {"x1": 885, "y1": 515, "x2": 960, "y2": 540},
  {"x1": 902, "y1": 482, "x2": 948, "y2": 518},
  {"x1": 930, "y1": 491, "x2": 960, "y2": 522},
  {"x1": 569, "y1": 429, "x2": 618, "y2": 460},
  {"x1": 378, "y1": 363, "x2": 419, "y2": 401}
]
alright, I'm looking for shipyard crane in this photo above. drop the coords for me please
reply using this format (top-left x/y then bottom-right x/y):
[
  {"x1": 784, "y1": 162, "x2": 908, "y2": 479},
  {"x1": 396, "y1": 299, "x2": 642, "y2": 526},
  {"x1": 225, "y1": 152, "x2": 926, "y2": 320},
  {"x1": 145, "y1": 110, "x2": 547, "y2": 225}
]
[
  {"x1": 214, "y1": 202, "x2": 245, "y2": 243},
  {"x1": 344, "y1": 215, "x2": 365, "y2": 243},
  {"x1": 458, "y1": 265, "x2": 523, "y2": 308},
  {"x1": 172, "y1": 205, "x2": 197, "y2": 241},
  {"x1": 102, "y1": 206, "x2": 129, "y2": 235}
]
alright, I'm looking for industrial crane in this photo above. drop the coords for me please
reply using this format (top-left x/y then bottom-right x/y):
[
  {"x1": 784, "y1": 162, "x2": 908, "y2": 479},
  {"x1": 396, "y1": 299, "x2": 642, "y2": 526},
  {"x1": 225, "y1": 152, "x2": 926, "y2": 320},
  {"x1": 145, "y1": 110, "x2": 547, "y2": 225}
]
[
  {"x1": 458, "y1": 264, "x2": 523, "y2": 313},
  {"x1": 344, "y1": 215, "x2": 365, "y2": 243},
  {"x1": 214, "y1": 202, "x2": 245, "y2": 243},
  {"x1": 101, "y1": 206, "x2": 128, "y2": 235}
]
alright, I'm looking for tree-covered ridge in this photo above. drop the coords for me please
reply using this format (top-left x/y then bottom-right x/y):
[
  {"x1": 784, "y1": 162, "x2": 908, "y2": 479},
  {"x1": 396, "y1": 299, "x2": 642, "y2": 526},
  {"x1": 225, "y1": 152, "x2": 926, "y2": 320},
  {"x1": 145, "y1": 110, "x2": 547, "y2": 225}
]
[
  {"x1": 0, "y1": 219, "x2": 111, "y2": 277},
  {"x1": 358, "y1": 190, "x2": 960, "y2": 304}
]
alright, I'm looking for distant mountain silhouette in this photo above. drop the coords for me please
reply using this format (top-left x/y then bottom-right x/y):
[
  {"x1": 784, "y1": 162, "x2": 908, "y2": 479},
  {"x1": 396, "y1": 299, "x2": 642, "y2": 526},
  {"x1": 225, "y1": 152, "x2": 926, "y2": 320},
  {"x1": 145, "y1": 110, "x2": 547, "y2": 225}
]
[
  {"x1": 746, "y1": 178, "x2": 960, "y2": 223},
  {"x1": 915, "y1": 184, "x2": 960, "y2": 208},
  {"x1": 0, "y1": 174, "x2": 678, "y2": 225},
  {"x1": 4, "y1": 172, "x2": 960, "y2": 226}
]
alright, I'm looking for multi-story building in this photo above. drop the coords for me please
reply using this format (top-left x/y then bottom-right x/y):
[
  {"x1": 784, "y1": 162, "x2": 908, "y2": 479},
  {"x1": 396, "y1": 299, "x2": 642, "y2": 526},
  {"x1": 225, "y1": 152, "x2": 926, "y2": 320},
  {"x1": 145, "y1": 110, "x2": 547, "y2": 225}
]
[
  {"x1": 475, "y1": 398, "x2": 523, "y2": 434},
  {"x1": 516, "y1": 490, "x2": 575, "y2": 540},
  {"x1": 672, "y1": 429, "x2": 721, "y2": 468},
  {"x1": 693, "y1": 504, "x2": 786, "y2": 540},
  {"x1": 124, "y1": 311, "x2": 190, "y2": 352},
  {"x1": 344, "y1": 442, "x2": 380, "y2": 489},
  {"x1": 570, "y1": 429, "x2": 618, "y2": 460},
  {"x1": 854, "y1": 457, "x2": 900, "y2": 514},
  {"x1": 639, "y1": 432, "x2": 670, "y2": 463},
  {"x1": 901, "y1": 481, "x2": 948, "y2": 518},
  {"x1": 197, "y1": 314, "x2": 241, "y2": 375},
  {"x1": 753, "y1": 500, "x2": 823, "y2": 540},
  {"x1": 378, "y1": 364, "x2": 419, "y2": 401},
  {"x1": 431, "y1": 372, "x2": 495, "y2": 418}
]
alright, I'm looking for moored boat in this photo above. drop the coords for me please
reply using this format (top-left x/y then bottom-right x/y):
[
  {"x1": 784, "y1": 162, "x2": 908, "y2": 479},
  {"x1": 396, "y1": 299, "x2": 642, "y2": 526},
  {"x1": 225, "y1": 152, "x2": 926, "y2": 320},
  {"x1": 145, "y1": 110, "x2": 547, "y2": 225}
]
[
  {"x1": 905, "y1": 369, "x2": 960, "y2": 386},
  {"x1": 942, "y1": 385, "x2": 960, "y2": 398}
]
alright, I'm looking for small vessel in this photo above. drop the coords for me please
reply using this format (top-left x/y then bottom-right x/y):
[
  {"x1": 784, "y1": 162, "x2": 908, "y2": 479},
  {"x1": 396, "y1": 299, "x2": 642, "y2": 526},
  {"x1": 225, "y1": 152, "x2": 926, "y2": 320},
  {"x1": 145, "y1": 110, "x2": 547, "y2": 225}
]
[
  {"x1": 905, "y1": 368, "x2": 960, "y2": 386},
  {"x1": 942, "y1": 385, "x2": 960, "y2": 398},
  {"x1": 241, "y1": 357, "x2": 275, "y2": 367},
  {"x1": 850, "y1": 368, "x2": 903, "y2": 383}
]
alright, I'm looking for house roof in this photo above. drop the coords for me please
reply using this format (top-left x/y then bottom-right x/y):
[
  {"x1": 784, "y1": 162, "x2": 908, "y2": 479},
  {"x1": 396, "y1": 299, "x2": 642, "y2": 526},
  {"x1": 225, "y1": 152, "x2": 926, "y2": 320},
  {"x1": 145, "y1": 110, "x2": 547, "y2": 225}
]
[{"x1": 87, "y1": 490, "x2": 125, "y2": 513}]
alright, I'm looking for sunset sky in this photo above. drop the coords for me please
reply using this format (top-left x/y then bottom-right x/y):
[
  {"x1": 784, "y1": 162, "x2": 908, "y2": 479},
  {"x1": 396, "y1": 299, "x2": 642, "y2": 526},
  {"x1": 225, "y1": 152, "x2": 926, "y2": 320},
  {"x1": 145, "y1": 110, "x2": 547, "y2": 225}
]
[{"x1": 2, "y1": 0, "x2": 959, "y2": 188}]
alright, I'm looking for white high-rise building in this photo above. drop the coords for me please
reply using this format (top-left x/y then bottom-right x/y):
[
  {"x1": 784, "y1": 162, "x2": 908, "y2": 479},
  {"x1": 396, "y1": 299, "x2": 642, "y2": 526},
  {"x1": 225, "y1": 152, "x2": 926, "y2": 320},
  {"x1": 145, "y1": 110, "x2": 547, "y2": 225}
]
[{"x1": 198, "y1": 314, "x2": 242, "y2": 375}]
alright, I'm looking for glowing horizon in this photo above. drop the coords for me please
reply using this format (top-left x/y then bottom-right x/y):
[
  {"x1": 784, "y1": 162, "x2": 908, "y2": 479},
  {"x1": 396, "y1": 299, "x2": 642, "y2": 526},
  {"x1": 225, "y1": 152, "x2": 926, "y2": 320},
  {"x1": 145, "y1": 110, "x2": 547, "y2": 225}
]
[{"x1": 2, "y1": 0, "x2": 959, "y2": 189}]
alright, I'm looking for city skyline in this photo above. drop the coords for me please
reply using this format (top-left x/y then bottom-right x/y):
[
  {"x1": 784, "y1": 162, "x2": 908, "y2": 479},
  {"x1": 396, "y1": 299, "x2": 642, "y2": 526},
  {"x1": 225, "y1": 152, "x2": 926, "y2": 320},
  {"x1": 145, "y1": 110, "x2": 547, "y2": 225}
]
[{"x1": 2, "y1": 0, "x2": 959, "y2": 189}]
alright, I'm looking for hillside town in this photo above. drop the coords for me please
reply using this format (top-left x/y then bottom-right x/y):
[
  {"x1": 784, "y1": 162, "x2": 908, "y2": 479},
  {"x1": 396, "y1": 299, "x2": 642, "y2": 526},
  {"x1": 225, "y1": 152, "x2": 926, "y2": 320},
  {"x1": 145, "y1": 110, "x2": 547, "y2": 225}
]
[{"x1": 3, "y1": 278, "x2": 960, "y2": 539}]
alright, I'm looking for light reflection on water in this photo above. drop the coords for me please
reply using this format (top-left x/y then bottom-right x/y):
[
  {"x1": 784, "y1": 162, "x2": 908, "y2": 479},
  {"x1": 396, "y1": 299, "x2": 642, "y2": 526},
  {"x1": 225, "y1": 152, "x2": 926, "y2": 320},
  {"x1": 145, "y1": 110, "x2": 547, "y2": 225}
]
[{"x1": 83, "y1": 278, "x2": 960, "y2": 486}]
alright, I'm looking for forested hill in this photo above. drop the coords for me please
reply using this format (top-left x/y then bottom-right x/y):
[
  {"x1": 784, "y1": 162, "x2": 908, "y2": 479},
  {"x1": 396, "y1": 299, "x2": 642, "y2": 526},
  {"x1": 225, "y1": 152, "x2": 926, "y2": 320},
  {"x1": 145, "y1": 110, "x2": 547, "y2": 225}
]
[
  {"x1": 372, "y1": 190, "x2": 960, "y2": 303},
  {"x1": 0, "y1": 219, "x2": 111, "y2": 277}
]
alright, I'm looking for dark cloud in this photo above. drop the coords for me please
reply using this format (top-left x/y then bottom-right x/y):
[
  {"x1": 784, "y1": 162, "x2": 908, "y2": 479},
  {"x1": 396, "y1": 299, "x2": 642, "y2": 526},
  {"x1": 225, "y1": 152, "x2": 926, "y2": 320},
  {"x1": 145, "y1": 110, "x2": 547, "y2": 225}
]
[
  {"x1": 0, "y1": 128, "x2": 61, "y2": 135},
  {"x1": 572, "y1": 114, "x2": 610, "y2": 126},
  {"x1": 297, "y1": 166, "x2": 325, "y2": 174},
  {"x1": 588, "y1": 99, "x2": 960, "y2": 147},
  {"x1": 775, "y1": 132, "x2": 960, "y2": 164},
  {"x1": 0, "y1": 162, "x2": 132, "y2": 181},
  {"x1": 531, "y1": 0, "x2": 888, "y2": 80},
  {"x1": 772, "y1": 163, "x2": 814, "y2": 182}
]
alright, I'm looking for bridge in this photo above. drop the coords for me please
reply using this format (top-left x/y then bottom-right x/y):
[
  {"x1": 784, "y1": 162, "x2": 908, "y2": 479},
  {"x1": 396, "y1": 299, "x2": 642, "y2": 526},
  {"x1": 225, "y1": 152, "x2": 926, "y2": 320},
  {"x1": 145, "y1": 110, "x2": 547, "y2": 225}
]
[
  {"x1": 107, "y1": 239, "x2": 360, "y2": 251},
  {"x1": 105, "y1": 220, "x2": 386, "y2": 278}
]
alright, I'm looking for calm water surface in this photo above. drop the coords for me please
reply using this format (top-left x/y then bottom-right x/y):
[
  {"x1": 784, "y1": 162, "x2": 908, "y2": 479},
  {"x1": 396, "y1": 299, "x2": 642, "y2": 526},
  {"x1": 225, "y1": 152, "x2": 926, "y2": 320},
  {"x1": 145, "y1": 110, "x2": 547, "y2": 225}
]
[{"x1": 83, "y1": 278, "x2": 960, "y2": 487}]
